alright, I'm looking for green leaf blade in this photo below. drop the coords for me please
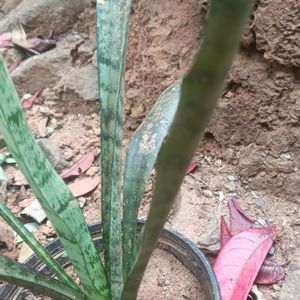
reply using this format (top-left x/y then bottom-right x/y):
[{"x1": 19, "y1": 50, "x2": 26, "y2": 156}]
[
  {"x1": 96, "y1": 1, "x2": 132, "y2": 298},
  {"x1": 122, "y1": 79, "x2": 182, "y2": 276},
  {"x1": 0, "y1": 202, "x2": 80, "y2": 291},
  {"x1": 0, "y1": 255, "x2": 84, "y2": 300},
  {"x1": 0, "y1": 55, "x2": 109, "y2": 300},
  {"x1": 123, "y1": 0, "x2": 254, "y2": 298}
]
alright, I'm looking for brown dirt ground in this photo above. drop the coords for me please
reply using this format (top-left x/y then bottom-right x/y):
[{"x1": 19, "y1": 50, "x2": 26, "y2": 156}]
[{"x1": 0, "y1": 0, "x2": 300, "y2": 299}]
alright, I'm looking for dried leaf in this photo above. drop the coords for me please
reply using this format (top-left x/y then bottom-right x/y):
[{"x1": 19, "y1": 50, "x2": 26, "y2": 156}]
[
  {"x1": 22, "y1": 90, "x2": 42, "y2": 109},
  {"x1": 12, "y1": 23, "x2": 39, "y2": 55},
  {"x1": 61, "y1": 152, "x2": 95, "y2": 179},
  {"x1": 229, "y1": 199, "x2": 254, "y2": 235},
  {"x1": 214, "y1": 226, "x2": 277, "y2": 300},
  {"x1": 68, "y1": 177, "x2": 100, "y2": 197},
  {"x1": 21, "y1": 199, "x2": 47, "y2": 224},
  {"x1": 255, "y1": 259, "x2": 285, "y2": 285},
  {"x1": 186, "y1": 162, "x2": 198, "y2": 174}
]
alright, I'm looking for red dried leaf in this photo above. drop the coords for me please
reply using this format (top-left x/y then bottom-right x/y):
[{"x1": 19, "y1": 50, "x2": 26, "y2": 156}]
[
  {"x1": 214, "y1": 226, "x2": 277, "y2": 300},
  {"x1": 255, "y1": 258, "x2": 285, "y2": 285},
  {"x1": 68, "y1": 177, "x2": 100, "y2": 198},
  {"x1": 220, "y1": 216, "x2": 233, "y2": 247},
  {"x1": 186, "y1": 162, "x2": 198, "y2": 174},
  {"x1": 22, "y1": 90, "x2": 42, "y2": 109},
  {"x1": 61, "y1": 152, "x2": 95, "y2": 179},
  {"x1": 229, "y1": 199, "x2": 254, "y2": 235}
]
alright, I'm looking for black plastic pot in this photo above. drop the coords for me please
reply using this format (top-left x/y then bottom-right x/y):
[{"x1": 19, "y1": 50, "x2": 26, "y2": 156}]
[{"x1": 0, "y1": 222, "x2": 220, "y2": 299}]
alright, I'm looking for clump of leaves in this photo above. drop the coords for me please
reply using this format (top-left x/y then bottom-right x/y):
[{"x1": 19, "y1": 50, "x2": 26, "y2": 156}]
[{"x1": 0, "y1": 0, "x2": 253, "y2": 299}]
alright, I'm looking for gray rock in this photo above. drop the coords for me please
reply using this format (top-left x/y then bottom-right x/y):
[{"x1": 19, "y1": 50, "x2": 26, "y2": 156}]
[
  {"x1": 37, "y1": 138, "x2": 70, "y2": 173},
  {"x1": 202, "y1": 189, "x2": 213, "y2": 198},
  {"x1": 11, "y1": 38, "x2": 74, "y2": 94},
  {"x1": 227, "y1": 175, "x2": 237, "y2": 182},
  {"x1": 58, "y1": 63, "x2": 99, "y2": 101},
  {"x1": 0, "y1": 0, "x2": 89, "y2": 35}
]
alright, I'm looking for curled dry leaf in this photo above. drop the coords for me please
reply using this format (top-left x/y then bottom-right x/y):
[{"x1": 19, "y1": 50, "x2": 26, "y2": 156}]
[
  {"x1": 186, "y1": 162, "x2": 198, "y2": 174},
  {"x1": 214, "y1": 226, "x2": 277, "y2": 300},
  {"x1": 61, "y1": 152, "x2": 95, "y2": 179}
]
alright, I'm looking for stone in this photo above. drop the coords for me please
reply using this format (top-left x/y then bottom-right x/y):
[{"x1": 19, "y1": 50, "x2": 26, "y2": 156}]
[
  {"x1": 37, "y1": 138, "x2": 70, "y2": 173},
  {"x1": 202, "y1": 189, "x2": 213, "y2": 198},
  {"x1": 0, "y1": 0, "x2": 89, "y2": 36},
  {"x1": 58, "y1": 63, "x2": 99, "y2": 101},
  {"x1": 11, "y1": 38, "x2": 74, "y2": 94},
  {"x1": 227, "y1": 175, "x2": 237, "y2": 182}
]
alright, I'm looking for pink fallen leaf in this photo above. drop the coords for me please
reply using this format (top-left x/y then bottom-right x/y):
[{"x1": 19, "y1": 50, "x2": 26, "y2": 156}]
[
  {"x1": 68, "y1": 177, "x2": 100, "y2": 198},
  {"x1": 186, "y1": 162, "x2": 198, "y2": 174},
  {"x1": 214, "y1": 226, "x2": 277, "y2": 300},
  {"x1": 229, "y1": 199, "x2": 254, "y2": 235},
  {"x1": 0, "y1": 32, "x2": 14, "y2": 48},
  {"x1": 61, "y1": 152, "x2": 95, "y2": 179},
  {"x1": 255, "y1": 259, "x2": 285, "y2": 285},
  {"x1": 220, "y1": 216, "x2": 233, "y2": 247},
  {"x1": 22, "y1": 90, "x2": 42, "y2": 109}
]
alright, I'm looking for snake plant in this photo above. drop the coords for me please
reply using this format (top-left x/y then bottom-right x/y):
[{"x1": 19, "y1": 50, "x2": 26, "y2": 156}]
[{"x1": 0, "y1": 0, "x2": 253, "y2": 299}]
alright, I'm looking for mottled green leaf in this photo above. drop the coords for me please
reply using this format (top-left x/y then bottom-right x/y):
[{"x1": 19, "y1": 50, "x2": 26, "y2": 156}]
[
  {"x1": 0, "y1": 202, "x2": 80, "y2": 291},
  {"x1": 0, "y1": 255, "x2": 84, "y2": 300},
  {"x1": 0, "y1": 165, "x2": 6, "y2": 181},
  {"x1": 123, "y1": 0, "x2": 254, "y2": 298},
  {"x1": 96, "y1": 1, "x2": 132, "y2": 298},
  {"x1": 122, "y1": 79, "x2": 182, "y2": 275},
  {"x1": 0, "y1": 55, "x2": 109, "y2": 300}
]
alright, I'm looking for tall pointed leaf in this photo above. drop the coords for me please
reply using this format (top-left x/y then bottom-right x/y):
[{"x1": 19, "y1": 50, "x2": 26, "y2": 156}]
[
  {"x1": 0, "y1": 202, "x2": 80, "y2": 291},
  {"x1": 122, "y1": 0, "x2": 254, "y2": 298},
  {"x1": 122, "y1": 79, "x2": 182, "y2": 275},
  {"x1": 0, "y1": 55, "x2": 109, "y2": 300},
  {"x1": 0, "y1": 255, "x2": 84, "y2": 300},
  {"x1": 96, "y1": 1, "x2": 132, "y2": 298}
]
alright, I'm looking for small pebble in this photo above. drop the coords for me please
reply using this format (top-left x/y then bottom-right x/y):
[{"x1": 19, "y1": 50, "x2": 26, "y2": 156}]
[
  {"x1": 280, "y1": 153, "x2": 292, "y2": 161},
  {"x1": 257, "y1": 218, "x2": 266, "y2": 226},
  {"x1": 202, "y1": 189, "x2": 213, "y2": 198},
  {"x1": 269, "y1": 246, "x2": 275, "y2": 255},
  {"x1": 255, "y1": 198, "x2": 265, "y2": 207},
  {"x1": 227, "y1": 175, "x2": 237, "y2": 182}
]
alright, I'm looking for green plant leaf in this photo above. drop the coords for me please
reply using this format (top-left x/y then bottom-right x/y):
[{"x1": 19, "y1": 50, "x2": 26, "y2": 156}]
[
  {"x1": 0, "y1": 55, "x2": 110, "y2": 300},
  {"x1": 0, "y1": 165, "x2": 6, "y2": 181},
  {"x1": 0, "y1": 255, "x2": 84, "y2": 300},
  {"x1": 122, "y1": 0, "x2": 254, "y2": 298},
  {"x1": 0, "y1": 138, "x2": 5, "y2": 150},
  {"x1": 0, "y1": 202, "x2": 80, "y2": 291},
  {"x1": 122, "y1": 79, "x2": 182, "y2": 275},
  {"x1": 96, "y1": 1, "x2": 132, "y2": 298}
]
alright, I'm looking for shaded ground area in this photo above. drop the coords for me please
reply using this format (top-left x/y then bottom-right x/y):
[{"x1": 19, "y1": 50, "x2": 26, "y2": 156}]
[{"x1": 0, "y1": 0, "x2": 299, "y2": 299}]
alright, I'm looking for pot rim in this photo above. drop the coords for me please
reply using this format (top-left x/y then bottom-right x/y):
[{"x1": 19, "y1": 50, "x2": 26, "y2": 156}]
[{"x1": 0, "y1": 221, "x2": 220, "y2": 300}]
